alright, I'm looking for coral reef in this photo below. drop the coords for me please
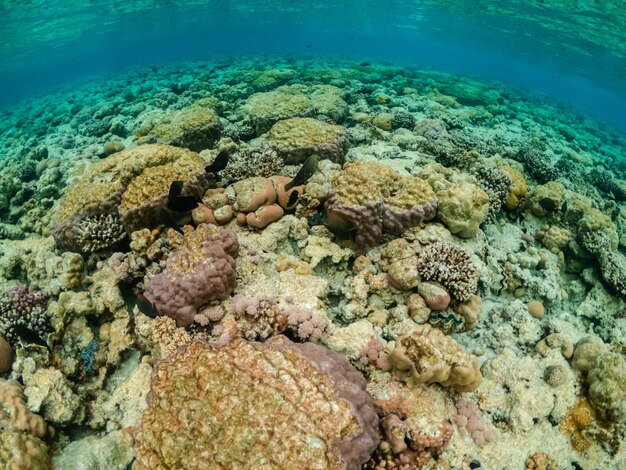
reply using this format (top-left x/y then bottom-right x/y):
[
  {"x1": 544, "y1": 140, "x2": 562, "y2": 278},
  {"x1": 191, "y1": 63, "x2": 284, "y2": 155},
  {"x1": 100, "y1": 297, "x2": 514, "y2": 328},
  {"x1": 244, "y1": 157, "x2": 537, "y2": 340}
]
[{"x1": 1, "y1": 58, "x2": 625, "y2": 469}]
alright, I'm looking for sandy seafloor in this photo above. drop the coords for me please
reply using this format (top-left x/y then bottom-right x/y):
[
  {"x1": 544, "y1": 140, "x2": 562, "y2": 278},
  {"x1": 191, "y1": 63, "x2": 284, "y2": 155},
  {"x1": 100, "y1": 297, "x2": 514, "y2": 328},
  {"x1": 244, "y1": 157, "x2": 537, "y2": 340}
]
[{"x1": 0, "y1": 57, "x2": 625, "y2": 469}]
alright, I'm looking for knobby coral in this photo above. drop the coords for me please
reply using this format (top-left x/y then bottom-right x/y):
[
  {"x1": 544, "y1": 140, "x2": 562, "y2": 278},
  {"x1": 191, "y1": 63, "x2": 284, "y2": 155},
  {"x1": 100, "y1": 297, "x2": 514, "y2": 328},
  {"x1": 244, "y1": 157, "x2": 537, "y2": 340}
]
[{"x1": 143, "y1": 224, "x2": 239, "y2": 327}]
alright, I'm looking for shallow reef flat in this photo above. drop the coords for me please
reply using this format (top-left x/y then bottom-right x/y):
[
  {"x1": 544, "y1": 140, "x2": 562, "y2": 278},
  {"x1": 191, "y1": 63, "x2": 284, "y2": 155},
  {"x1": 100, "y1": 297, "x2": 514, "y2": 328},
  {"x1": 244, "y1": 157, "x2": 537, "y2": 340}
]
[{"x1": 0, "y1": 57, "x2": 625, "y2": 469}]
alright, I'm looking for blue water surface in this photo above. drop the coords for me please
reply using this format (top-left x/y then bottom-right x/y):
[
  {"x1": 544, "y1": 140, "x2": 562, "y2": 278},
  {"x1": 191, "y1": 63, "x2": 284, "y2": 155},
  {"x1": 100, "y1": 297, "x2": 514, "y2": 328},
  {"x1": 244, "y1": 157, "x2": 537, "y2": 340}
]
[{"x1": 0, "y1": 0, "x2": 625, "y2": 130}]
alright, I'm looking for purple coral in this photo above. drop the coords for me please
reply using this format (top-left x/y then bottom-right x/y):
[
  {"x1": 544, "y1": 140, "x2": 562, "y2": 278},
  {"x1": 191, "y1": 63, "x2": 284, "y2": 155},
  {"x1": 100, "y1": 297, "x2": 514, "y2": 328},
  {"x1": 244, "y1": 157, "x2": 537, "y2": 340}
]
[
  {"x1": 417, "y1": 241, "x2": 479, "y2": 302},
  {"x1": 231, "y1": 294, "x2": 287, "y2": 341},
  {"x1": 0, "y1": 286, "x2": 49, "y2": 346},
  {"x1": 453, "y1": 399, "x2": 498, "y2": 445},
  {"x1": 357, "y1": 337, "x2": 391, "y2": 371},
  {"x1": 143, "y1": 225, "x2": 239, "y2": 327},
  {"x1": 283, "y1": 304, "x2": 328, "y2": 342},
  {"x1": 382, "y1": 199, "x2": 438, "y2": 235}
]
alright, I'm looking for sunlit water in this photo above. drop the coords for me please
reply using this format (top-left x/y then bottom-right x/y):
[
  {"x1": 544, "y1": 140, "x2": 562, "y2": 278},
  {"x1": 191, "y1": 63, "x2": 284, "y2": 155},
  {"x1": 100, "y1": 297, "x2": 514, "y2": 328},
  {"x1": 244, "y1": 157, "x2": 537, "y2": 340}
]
[{"x1": 1, "y1": 0, "x2": 625, "y2": 129}]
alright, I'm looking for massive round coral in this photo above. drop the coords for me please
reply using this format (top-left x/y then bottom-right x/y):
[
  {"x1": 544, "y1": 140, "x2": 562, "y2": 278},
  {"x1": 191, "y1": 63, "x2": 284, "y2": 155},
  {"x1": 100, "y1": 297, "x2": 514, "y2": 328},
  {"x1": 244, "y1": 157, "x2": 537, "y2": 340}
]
[
  {"x1": 325, "y1": 161, "x2": 437, "y2": 252},
  {"x1": 53, "y1": 144, "x2": 211, "y2": 252},
  {"x1": 132, "y1": 337, "x2": 379, "y2": 470},
  {"x1": 143, "y1": 224, "x2": 239, "y2": 327}
]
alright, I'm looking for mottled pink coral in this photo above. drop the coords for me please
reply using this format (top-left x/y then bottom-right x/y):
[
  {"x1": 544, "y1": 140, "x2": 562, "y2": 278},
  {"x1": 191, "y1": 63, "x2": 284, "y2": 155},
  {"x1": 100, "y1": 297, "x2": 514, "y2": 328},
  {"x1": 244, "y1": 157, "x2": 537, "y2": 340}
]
[
  {"x1": 283, "y1": 304, "x2": 329, "y2": 342},
  {"x1": 453, "y1": 399, "x2": 498, "y2": 445},
  {"x1": 358, "y1": 337, "x2": 392, "y2": 371},
  {"x1": 143, "y1": 224, "x2": 239, "y2": 327}
]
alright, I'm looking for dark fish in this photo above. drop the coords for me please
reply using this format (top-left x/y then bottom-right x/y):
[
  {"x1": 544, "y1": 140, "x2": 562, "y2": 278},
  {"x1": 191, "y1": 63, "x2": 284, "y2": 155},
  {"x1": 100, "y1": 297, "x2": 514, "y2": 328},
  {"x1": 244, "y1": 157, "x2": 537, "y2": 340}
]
[
  {"x1": 285, "y1": 155, "x2": 319, "y2": 191},
  {"x1": 286, "y1": 190, "x2": 299, "y2": 208},
  {"x1": 538, "y1": 197, "x2": 557, "y2": 212},
  {"x1": 205, "y1": 150, "x2": 230, "y2": 174},
  {"x1": 135, "y1": 294, "x2": 158, "y2": 318},
  {"x1": 360, "y1": 62, "x2": 371, "y2": 66},
  {"x1": 306, "y1": 44, "x2": 312, "y2": 48},
  {"x1": 167, "y1": 180, "x2": 198, "y2": 212},
  {"x1": 325, "y1": 211, "x2": 356, "y2": 239}
]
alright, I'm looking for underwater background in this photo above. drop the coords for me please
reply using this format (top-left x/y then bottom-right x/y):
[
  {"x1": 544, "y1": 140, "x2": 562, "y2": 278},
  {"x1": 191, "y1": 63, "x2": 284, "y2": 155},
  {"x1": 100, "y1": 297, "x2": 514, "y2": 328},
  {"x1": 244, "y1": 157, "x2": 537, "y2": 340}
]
[{"x1": 0, "y1": 1, "x2": 625, "y2": 469}]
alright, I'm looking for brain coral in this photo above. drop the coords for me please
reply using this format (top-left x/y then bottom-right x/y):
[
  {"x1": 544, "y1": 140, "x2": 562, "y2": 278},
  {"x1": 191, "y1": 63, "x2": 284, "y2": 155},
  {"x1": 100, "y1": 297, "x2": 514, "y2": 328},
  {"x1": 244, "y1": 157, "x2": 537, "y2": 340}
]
[
  {"x1": 325, "y1": 161, "x2": 437, "y2": 252},
  {"x1": 0, "y1": 379, "x2": 52, "y2": 470},
  {"x1": 53, "y1": 144, "x2": 210, "y2": 251},
  {"x1": 389, "y1": 324, "x2": 482, "y2": 392},
  {"x1": 143, "y1": 224, "x2": 239, "y2": 327},
  {"x1": 267, "y1": 117, "x2": 349, "y2": 164},
  {"x1": 132, "y1": 337, "x2": 379, "y2": 470}
]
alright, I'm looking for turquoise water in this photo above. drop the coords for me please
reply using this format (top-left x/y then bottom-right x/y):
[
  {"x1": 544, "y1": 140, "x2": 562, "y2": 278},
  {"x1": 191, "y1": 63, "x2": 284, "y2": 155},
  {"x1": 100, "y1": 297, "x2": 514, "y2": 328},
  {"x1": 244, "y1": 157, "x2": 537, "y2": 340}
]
[{"x1": 1, "y1": 1, "x2": 625, "y2": 129}]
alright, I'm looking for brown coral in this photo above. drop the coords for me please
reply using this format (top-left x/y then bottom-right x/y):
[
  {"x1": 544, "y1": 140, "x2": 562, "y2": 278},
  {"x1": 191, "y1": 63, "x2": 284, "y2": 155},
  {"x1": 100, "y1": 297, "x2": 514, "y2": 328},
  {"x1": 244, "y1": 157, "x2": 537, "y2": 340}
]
[{"x1": 132, "y1": 337, "x2": 379, "y2": 470}]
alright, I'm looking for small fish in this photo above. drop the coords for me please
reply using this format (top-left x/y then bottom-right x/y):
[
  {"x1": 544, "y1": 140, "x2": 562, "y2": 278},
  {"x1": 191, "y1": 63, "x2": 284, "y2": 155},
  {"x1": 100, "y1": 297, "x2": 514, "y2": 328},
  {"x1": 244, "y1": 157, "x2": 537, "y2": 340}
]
[
  {"x1": 538, "y1": 197, "x2": 557, "y2": 212},
  {"x1": 325, "y1": 211, "x2": 356, "y2": 239},
  {"x1": 167, "y1": 180, "x2": 198, "y2": 212},
  {"x1": 360, "y1": 62, "x2": 371, "y2": 67},
  {"x1": 306, "y1": 44, "x2": 312, "y2": 48},
  {"x1": 286, "y1": 190, "x2": 299, "y2": 208},
  {"x1": 377, "y1": 96, "x2": 388, "y2": 103},
  {"x1": 205, "y1": 150, "x2": 230, "y2": 174},
  {"x1": 135, "y1": 294, "x2": 158, "y2": 318},
  {"x1": 285, "y1": 154, "x2": 319, "y2": 191}
]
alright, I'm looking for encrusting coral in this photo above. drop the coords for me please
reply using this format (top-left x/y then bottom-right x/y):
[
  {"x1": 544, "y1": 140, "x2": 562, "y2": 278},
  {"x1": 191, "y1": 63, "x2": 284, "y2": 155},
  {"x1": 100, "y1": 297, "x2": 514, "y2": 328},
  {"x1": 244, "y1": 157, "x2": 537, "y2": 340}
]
[
  {"x1": 389, "y1": 324, "x2": 482, "y2": 392},
  {"x1": 132, "y1": 337, "x2": 379, "y2": 470}
]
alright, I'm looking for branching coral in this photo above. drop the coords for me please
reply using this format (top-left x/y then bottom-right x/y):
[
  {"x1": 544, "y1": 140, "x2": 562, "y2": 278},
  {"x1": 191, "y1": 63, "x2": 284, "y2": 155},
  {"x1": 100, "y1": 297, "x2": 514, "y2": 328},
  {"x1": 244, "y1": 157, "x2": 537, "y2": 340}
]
[
  {"x1": 74, "y1": 212, "x2": 126, "y2": 254},
  {"x1": 132, "y1": 338, "x2": 379, "y2": 469},
  {"x1": 0, "y1": 286, "x2": 49, "y2": 346},
  {"x1": 231, "y1": 294, "x2": 287, "y2": 341},
  {"x1": 472, "y1": 164, "x2": 511, "y2": 222},
  {"x1": 416, "y1": 241, "x2": 479, "y2": 302},
  {"x1": 220, "y1": 145, "x2": 283, "y2": 185}
]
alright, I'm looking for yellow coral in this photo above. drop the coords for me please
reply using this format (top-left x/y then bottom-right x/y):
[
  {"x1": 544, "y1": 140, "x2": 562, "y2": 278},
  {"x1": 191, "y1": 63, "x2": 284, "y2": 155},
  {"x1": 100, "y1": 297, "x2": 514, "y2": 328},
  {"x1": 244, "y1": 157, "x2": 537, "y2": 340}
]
[
  {"x1": 559, "y1": 398, "x2": 596, "y2": 452},
  {"x1": 500, "y1": 166, "x2": 527, "y2": 210}
]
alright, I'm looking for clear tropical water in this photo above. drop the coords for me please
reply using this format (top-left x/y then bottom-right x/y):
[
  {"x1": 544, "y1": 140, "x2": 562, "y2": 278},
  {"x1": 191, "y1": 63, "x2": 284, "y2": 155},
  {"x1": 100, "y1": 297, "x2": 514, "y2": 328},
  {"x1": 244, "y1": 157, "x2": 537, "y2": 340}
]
[
  {"x1": 1, "y1": 0, "x2": 625, "y2": 129},
  {"x1": 1, "y1": 2, "x2": 626, "y2": 470}
]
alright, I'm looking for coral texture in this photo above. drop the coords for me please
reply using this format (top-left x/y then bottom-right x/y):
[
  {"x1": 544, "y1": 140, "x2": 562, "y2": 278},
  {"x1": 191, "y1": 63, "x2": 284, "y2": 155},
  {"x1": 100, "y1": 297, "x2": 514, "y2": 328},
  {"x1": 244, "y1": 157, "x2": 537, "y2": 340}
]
[
  {"x1": 132, "y1": 337, "x2": 379, "y2": 469},
  {"x1": 267, "y1": 117, "x2": 349, "y2": 164},
  {"x1": 0, "y1": 286, "x2": 49, "y2": 346},
  {"x1": 0, "y1": 379, "x2": 52, "y2": 470},
  {"x1": 143, "y1": 224, "x2": 239, "y2": 327},
  {"x1": 53, "y1": 144, "x2": 210, "y2": 251}
]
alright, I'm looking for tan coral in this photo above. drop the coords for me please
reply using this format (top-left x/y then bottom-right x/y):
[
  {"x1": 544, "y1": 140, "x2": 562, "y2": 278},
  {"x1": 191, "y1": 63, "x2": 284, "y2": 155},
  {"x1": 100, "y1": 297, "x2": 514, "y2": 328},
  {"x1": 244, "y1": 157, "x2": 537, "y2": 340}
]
[
  {"x1": 132, "y1": 338, "x2": 378, "y2": 470},
  {"x1": 0, "y1": 379, "x2": 52, "y2": 470},
  {"x1": 267, "y1": 117, "x2": 349, "y2": 164},
  {"x1": 389, "y1": 324, "x2": 482, "y2": 392},
  {"x1": 151, "y1": 316, "x2": 192, "y2": 358}
]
